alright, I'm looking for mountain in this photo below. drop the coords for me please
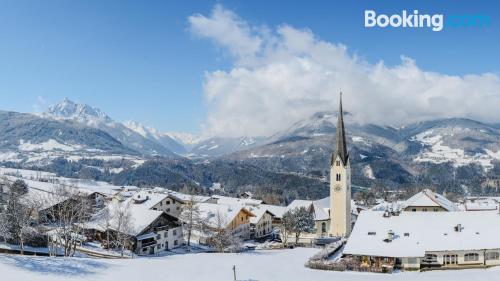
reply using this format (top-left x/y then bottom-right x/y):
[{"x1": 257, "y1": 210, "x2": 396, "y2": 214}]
[
  {"x1": 0, "y1": 110, "x2": 134, "y2": 165},
  {"x1": 164, "y1": 132, "x2": 204, "y2": 151},
  {"x1": 188, "y1": 136, "x2": 266, "y2": 157},
  {"x1": 224, "y1": 112, "x2": 500, "y2": 193},
  {"x1": 42, "y1": 99, "x2": 177, "y2": 156},
  {"x1": 123, "y1": 121, "x2": 187, "y2": 154}
]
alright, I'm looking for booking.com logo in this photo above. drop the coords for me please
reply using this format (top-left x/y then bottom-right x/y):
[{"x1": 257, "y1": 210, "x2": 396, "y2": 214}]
[{"x1": 365, "y1": 10, "x2": 491, "y2": 32}]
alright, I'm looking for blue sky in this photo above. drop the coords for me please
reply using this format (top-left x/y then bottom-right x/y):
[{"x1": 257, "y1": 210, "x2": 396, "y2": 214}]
[{"x1": 0, "y1": 0, "x2": 498, "y2": 134}]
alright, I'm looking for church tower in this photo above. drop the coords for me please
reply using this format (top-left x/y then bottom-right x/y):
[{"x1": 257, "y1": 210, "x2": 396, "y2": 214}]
[{"x1": 329, "y1": 92, "x2": 351, "y2": 237}]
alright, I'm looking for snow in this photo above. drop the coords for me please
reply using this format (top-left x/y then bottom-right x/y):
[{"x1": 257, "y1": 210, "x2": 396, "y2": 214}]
[
  {"x1": 1, "y1": 248, "x2": 500, "y2": 281},
  {"x1": 362, "y1": 165, "x2": 375, "y2": 179},
  {"x1": 207, "y1": 144, "x2": 219, "y2": 151},
  {"x1": 412, "y1": 130, "x2": 500, "y2": 170},
  {"x1": 19, "y1": 139, "x2": 81, "y2": 152},
  {"x1": 344, "y1": 211, "x2": 500, "y2": 258},
  {"x1": 352, "y1": 136, "x2": 371, "y2": 146},
  {"x1": 403, "y1": 189, "x2": 459, "y2": 211}
]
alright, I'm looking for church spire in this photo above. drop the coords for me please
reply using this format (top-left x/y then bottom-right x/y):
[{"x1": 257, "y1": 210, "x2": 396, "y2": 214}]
[{"x1": 332, "y1": 92, "x2": 348, "y2": 166}]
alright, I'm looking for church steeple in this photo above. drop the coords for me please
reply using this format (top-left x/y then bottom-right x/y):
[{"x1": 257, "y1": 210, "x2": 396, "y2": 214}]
[{"x1": 332, "y1": 92, "x2": 349, "y2": 166}]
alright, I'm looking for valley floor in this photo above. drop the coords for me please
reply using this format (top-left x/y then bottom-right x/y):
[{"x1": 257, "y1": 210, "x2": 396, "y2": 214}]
[{"x1": 1, "y1": 248, "x2": 500, "y2": 281}]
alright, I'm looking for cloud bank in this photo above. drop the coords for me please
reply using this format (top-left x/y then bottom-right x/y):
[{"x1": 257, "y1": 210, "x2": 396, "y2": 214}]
[{"x1": 188, "y1": 5, "x2": 500, "y2": 137}]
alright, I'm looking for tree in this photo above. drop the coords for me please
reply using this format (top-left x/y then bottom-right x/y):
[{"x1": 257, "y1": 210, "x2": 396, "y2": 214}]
[
  {"x1": 41, "y1": 185, "x2": 92, "y2": 257},
  {"x1": 4, "y1": 180, "x2": 39, "y2": 255},
  {"x1": 111, "y1": 201, "x2": 134, "y2": 258},
  {"x1": 179, "y1": 196, "x2": 203, "y2": 249},
  {"x1": 281, "y1": 207, "x2": 315, "y2": 245},
  {"x1": 290, "y1": 207, "x2": 315, "y2": 244},
  {"x1": 205, "y1": 211, "x2": 235, "y2": 253}
]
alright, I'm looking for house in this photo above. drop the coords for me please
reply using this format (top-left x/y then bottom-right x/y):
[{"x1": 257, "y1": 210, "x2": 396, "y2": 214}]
[
  {"x1": 464, "y1": 197, "x2": 499, "y2": 211},
  {"x1": 192, "y1": 203, "x2": 255, "y2": 244},
  {"x1": 343, "y1": 211, "x2": 500, "y2": 271},
  {"x1": 84, "y1": 195, "x2": 183, "y2": 255},
  {"x1": 246, "y1": 207, "x2": 275, "y2": 238},
  {"x1": 261, "y1": 204, "x2": 286, "y2": 225},
  {"x1": 402, "y1": 189, "x2": 459, "y2": 212},
  {"x1": 207, "y1": 194, "x2": 262, "y2": 207}
]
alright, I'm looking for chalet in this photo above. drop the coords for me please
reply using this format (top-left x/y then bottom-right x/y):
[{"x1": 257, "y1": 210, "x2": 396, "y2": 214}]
[
  {"x1": 246, "y1": 207, "x2": 275, "y2": 238},
  {"x1": 84, "y1": 192, "x2": 183, "y2": 255},
  {"x1": 192, "y1": 203, "x2": 255, "y2": 244},
  {"x1": 344, "y1": 211, "x2": 500, "y2": 271},
  {"x1": 402, "y1": 189, "x2": 459, "y2": 212}
]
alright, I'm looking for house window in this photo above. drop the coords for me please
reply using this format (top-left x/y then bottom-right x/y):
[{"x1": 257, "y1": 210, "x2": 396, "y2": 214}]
[
  {"x1": 411, "y1": 208, "x2": 417, "y2": 212},
  {"x1": 424, "y1": 254, "x2": 438, "y2": 263},
  {"x1": 156, "y1": 234, "x2": 161, "y2": 240},
  {"x1": 367, "y1": 232, "x2": 376, "y2": 236},
  {"x1": 321, "y1": 222, "x2": 326, "y2": 233},
  {"x1": 336, "y1": 160, "x2": 340, "y2": 166},
  {"x1": 404, "y1": 233, "x2": 410, "y2": 237},
  {"x1": 157, "y1": 244, "x2": 161, "y2": 250},
  {"x1": 167, "y1": 201, "x2": 171, "y2": 205},
  {"x1": 486, "y1": 252, "x2": 500, "y2": 260},
  {"x1": 164, "y1": 232, "x2": 168, "y2": 238},
  {"x1": 433, "y1": 208, "x2": 439, "y2": 212},
  {"x1": 464, "y1": 253, "x2": 479, "y2": 262},
  {"x1": 174, "y1": 240, "x2": 178, "y2": 246},
  {"x1": 422, "y1": 208, "x2": 428, "y2": 212},
  {"x1": 336, "y1": 174, "x2": 341, "y2": 181},
  {"x1": 173, "y1": 230, "x2": 177, "y2": 236}
]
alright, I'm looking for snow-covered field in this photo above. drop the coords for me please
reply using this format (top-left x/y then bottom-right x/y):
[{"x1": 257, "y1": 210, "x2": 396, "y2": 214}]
[{"x1": 1, "y1": 248, "x2": 500, "y2": 281}]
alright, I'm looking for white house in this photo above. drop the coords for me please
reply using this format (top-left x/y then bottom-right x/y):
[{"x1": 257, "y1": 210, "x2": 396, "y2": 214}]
[
  {"x1": 344, "y1": 210, "x2": 500, "y2": 271},
  {"x1": 247, "y1": 207, "x2": 275, "y2": 238}
]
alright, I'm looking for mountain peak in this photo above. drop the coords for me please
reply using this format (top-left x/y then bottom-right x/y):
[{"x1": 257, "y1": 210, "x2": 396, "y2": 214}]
[{"x1": 44, "y1": 98, "x2": 112, "y2": 125}]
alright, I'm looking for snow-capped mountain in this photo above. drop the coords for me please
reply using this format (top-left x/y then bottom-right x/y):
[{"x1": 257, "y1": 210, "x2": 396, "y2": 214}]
[
  {"x1": 226, "y1": 111, "x2": 500, "y2": 187},
  {"x1": 189, "y1": 136, "x2": 265, "y2": 157},
  {"x1": 123, "y1": 121, "x2": 187, "y2": 154},
  {"x1": 164, "y1": 132, "x2": 205, "y2": 150},
  {"x1": 42, "y1": 99, "x2": 177, "y2": 156},
  {"x1": 0, "y1": 110, "x2": 135, "y2": 165},
  {"x1": 43, "y1": 98, "x2": 112, "y2": 125}
]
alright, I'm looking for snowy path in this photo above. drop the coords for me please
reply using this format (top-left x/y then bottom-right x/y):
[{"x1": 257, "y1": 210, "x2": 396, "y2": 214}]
[{"x1": 1, "y1": 248, "x2": 500, "y2": 281}]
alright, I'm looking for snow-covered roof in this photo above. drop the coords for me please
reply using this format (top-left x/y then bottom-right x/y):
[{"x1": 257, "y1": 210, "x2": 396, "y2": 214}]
[
  {"x1": 86, "y1": 199, "x2": 165, "y2": 237},
  {"x1": 165, "y1": 189, "x2": 210, "y2": 204},
  {"x1": 344, "y1": 211, "x2": 500, "y2": 258},
  {"x1": 247, "y1": 207, "x2": 275, "y2": 224},
  {"x1": 260, "y1": 204, "x2": 286, "y2": 219},
  {"x1": 464, "y1": 197, "x2": 499, "y2": 211},
  {"x1": 403, "y1": 189, "x2": 459, "y2": 211},
  {"x1": 131, "y1": 190, "x2": 169, "y2": 209},
  {"x1": 210, "y1": 195, "x2": 262, "y2": 206},
  {"x1": 197, "y1": 203, "x2": 254, "y2": 228}
]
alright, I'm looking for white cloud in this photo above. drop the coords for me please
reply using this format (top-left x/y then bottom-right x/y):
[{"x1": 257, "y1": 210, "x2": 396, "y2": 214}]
[
  {"x1": 189, "y1": 5, "x2": 500, "y2": 137},
  {"x1": 32, "y1": 96, "x2": 48, "y2": 113}
]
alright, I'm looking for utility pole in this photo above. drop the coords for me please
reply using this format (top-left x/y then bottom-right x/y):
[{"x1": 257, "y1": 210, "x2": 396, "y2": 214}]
[{"x1": 232, "y1": 265, "x2": 237, "y2": 281}]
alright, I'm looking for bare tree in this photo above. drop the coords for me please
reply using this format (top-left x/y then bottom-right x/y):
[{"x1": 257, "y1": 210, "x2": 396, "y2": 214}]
[
  {"x1": 111, "y1": 201, "x2": 134, "y2": 258},
  {"x1": 205, "y1": 211, "x2": 234, "y2": 253},
  {"x1": 41, "y1": 185, "x2": 92, "y2": 257},
  {"x1": 179, "y1": 196, "x2": 203, "y2": 249},
  {"x1": 95, "y1": 206, "x2": 112, "y2": 250}
]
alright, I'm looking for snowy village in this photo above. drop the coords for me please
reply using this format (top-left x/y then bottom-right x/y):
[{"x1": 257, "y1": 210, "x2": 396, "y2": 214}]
[
  {"x1": 1, "y1": 95, "x2": 500, "y2": 281},
  {"x1": 1, "y1": 2, "x2": 500, "y2": 281}
]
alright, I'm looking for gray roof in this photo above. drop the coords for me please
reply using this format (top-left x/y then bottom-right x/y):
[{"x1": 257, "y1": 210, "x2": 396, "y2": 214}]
[{"x1": 332, "y1": 92, "x2": 348, "y2": 166}]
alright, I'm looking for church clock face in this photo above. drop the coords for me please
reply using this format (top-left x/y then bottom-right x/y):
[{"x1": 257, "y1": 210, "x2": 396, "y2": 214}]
[{"x1": 334, "y1": 185, "x2": 342, "y2": 192}]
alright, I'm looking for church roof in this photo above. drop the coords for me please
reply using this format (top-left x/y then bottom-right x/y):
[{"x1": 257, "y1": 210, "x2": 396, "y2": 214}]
[{"x1": 332, "y1": 92, "x2": 349, "y2": 166}]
